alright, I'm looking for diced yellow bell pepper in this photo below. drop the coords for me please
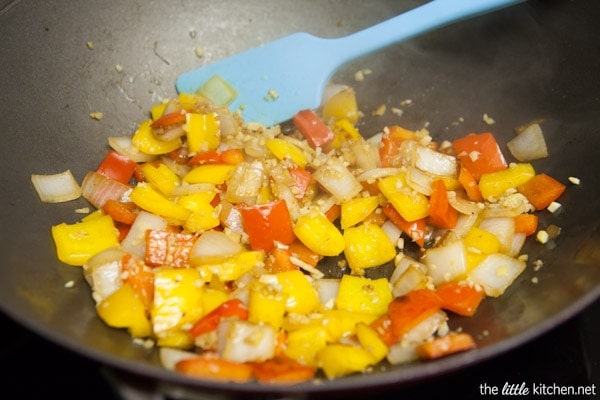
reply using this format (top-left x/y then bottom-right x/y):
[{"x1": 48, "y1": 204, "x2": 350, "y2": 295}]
[
  {"x1": 275, "y1": 270, "x2": 320, "y2": 315},
  {"x1": 96, "y1": 283, "x2": 152, "y2": 338},
  {"x1": 185, "y1": 204, "x2": 220, "y2": 233},
  {"x1": 284, "y1": 325, "x2": 330, "y2": 367},
  {"x1": 140, "y1": 162, "x2": 180, "y2": 195},
  {"x1": 328, "y1": 119, "x2": 362, "y2": 150},
  {"x1": 201, "y1": 288, "x2": 229, "y2": 315},
  {"x1": 479, "y1": 163, "x2": 535, "y2": 200},
  {"x1": 80, "y1": 209, "x2": 106, "y2": 221},
  {"x1": 293, "y1": 210, "x2": 345, "y2": 257},
  {"x1": 51, "y1": 214, "x2": 119, "y2": 266},
  {"x1": 317, "y1": 344, "x2": 375, "y2": 379},
  {"x1": 464, "y1": 227, "x2": 502, "y2": 270},
  {"x1": 150, "y1": 102, "x2": 168, "y2": 121},
  {"x1": 322, "y1": 87, "x2": 359, "y2": 124},
  {"x1": 248, "y1": 281, "x2": 287, "y2": 329},
  {"x1": 186, "y1": 112, "x2": 221, "y2": 154},
  {"x1": 130, "y1": 183, "x2": 191, "y2": 223},
  {"x1": 177, "y1": 191, "x2": 217, "y2": 211},
  {"x1": 151, "y1": 268, "x2": 204, "y2": 348},
  {"x1": 378, "y1": 173, "x2": 429, "y2": 222},
  {"x1": 355, "y1": 322, "x2": 388, "y2": 363},
  {"x1": 195, "y1": 251, "x2": 264, "y2": 282},
  {"x1": 335, "y1": 275, "x2": 392, "y2": 316},
  {"x1": 178, "y1": 92, "x2": 200, "y2": 111},
  {"x1": 343, "y1": 223, "x2": 397, "y2": 273},
  {"x1": 321, "y1": 309, "x2": 379, "y2": 341},
  {"x1": 340, "y1": 195, "x2": 379, "y2": 229},
  {"x1": 265, "y1": 138, "x2": 308, "y2": 168},
  {"x1": 333, "y1": 118, "x2": 361, "y2": 139},
  {"x1": 132, "y1": 119, "x2": 182, "y2": 155},
  {"x1": 464, "y1": 227, "x2": 501, "y2": 254},
  {"x1": 183, "y1": 164, "x2": 236, "y2": 185}
]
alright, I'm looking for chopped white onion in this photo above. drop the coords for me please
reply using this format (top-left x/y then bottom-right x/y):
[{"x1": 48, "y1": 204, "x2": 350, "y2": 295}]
[
  {"x1": 447, "y1": 191, "x2": 484, "y2": 216},
  {"x1": 31, "y1": 170, "x2": 82, "y2": 203},
  {"x1": 225, "y1": 161, "x2": 265, "y2": 205},
  {"x1": 81, "y1": 171, "x2": 132, "y2": 209},
  {"x1": 380, "y1": 219, "x2": 402, "y2": 247},
  {"x1": 390, "y1": 255, "x2": 428, "y2": 284},
  {"x1": 314, "y1": 278, "x2": 340, "y2": 309},
  {"x1": 405, "y1": 165, "x2": 433, "y2": 196},
  {"x1": 469, "y1": 253, "x2": 526, "y2": 297},
  {"x1": 83, "y1": 247, "x2": 126, "y2": 304},
  {"x1": 159, "y1": 347, "x2": 199, "y2": 372},
  {"x1": 479, "y1": 217, "x2": 515, "y2": 254},
  {"x1": 120, "y1": 211, "x2": 168, "y2": 259},
  {"x1": 392, "y1": 266, "x2": 428, "y2": 297},
  {"x1": 357, "y1": 167, "x2": 402, "y2": 182},
  {"x1": 423, "y1": 240, "x2": 467, "y2": 285},
  {"x1": 218, "y1": 320, "x2": 276, "y2": 363},
  {"x1": 348, "y1": 139, "x2": 380, "y2": 171},
  {"x1": 108, "y1": 136, "x2": 157, "y2": 163},
  {"x1": 414, "y1": 146, "x2": 457, "y2": 177},
  {"x1": 507, "y1": 123, "x2": 548, "y2": 162},
  {"x1": 190, "y1": 230, "x2": 243, "y2": 265},
  {"x1": 314, "y1": 158, "x2": 363, "y2": 202}
]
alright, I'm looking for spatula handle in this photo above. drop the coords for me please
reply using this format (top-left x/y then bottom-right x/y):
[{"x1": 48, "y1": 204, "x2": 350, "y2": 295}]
[{"x1": 329, "y1": 0, "x2": 525, "y2": 65}]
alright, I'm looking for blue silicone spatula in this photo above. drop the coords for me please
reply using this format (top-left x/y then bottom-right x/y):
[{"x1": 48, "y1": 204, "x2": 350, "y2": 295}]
[{"x1": 176, "y1": 0, "x2": 524, "y2": 127}]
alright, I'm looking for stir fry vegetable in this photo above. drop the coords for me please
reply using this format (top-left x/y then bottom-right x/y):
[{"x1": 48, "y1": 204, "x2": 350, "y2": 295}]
[{"x1": 33, "y1": 85, "x2": 569, "y2": 385}]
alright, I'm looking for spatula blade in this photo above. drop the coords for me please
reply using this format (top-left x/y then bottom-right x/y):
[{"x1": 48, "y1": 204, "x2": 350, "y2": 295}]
[{"x1": 176, "y1": 32, "x2": 334, "y2": 127}]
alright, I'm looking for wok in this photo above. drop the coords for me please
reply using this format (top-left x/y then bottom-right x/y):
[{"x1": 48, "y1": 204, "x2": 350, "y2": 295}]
[{"x1": 1, "y1": 0, "x2": 599, "y2": 397}]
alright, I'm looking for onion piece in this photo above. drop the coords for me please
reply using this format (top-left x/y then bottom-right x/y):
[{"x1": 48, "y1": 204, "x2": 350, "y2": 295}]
[
  {"x1": 314, "y1": 278, "x2": 340, "y2": 309},
  {"x1": 423, "y1": 240, "x2": 467, "y2": 285},
  {"x1": 108, "y1": 136, "x2": 157, "y2": 163},
  {"x1": 381, "y1": 219, "x2": 402, "y2": 247},
  {"x1": 469, "y1": 253, "x2": 526, "y2": 297},
  {"x1": 83, "y1": 246, "x2": 126, "y2": 303},
  {"x1": 31, "y1": 170, "x2": 82, "y2": 203},
  {"x1": 507, "y1": 123, "x2": 548, "y2": 162},
  {"x1": 414, "y1": 146, "x2": 457, "y2": 176},
  {"x1": 405, "y1": 166, "x2": 433, "y2": 196},
  {"x1": 190, "y1": 230, "x2": 243, "y2": 265},
  {"x1": 81, "y1": 171, "x2": 132, "y2": 209},
  {"x1": 479, "y1": 217, "x2": 515, "y2": 254},
  {"x1": 313, "y1": 158, "x2": 363, "y2": 202},
  {"x1": 217, "y1": 320, "x2": 277, "y2": 363},
  {"x1": 357, "y1": 167, "x2": 402, "y2": 182},
  {"x1": 447, "y1": 191, "x2": 484, "y2": 216},
  {"x1": 120, "y1": 211, "x2": 168, "y2": 259},
  {"x1": 159, "y1": 348, "x2": 199, "y2": 372}
]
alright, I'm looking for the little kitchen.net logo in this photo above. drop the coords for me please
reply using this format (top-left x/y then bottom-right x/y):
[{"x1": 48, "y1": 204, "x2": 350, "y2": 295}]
[{"x1": 479, "y1": 382, "x2": 597, "y2": 397}]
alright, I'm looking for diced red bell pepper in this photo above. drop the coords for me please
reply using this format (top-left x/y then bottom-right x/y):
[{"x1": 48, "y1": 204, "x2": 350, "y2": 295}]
[
  {"x1": 293, "y1": 109, "x2": 334, "y2": 149},
  {"x1": 452, "y1": 132, "x2": 507, "y2": 181},
  {"x1": 189, "y1": 299, "x2": 249, "y2": 337},
  {"x1": 435, "y1": 282, "x2": 484, "y2": 317},
  {"x1": 428, "y1": 179, "x2": 458, "y2": 229},
  {"x1": 145, "y1": 229, "x2": 197, "y2": 268},
  {"x1": 151, "y1": 110, "x2": 186, "y2": 128},
  {"x1": 238, "y1": 199, "x2": 295, "y2": 252},
  {"x1": 96, "y1": 150, "x2": 138, "y2": 184},
  {"x1": 288, "y1": 166, "x2": 312, "y2": 199},
  {"x1": 382, "y1": 203, "x2": 426, "y2": 247}
]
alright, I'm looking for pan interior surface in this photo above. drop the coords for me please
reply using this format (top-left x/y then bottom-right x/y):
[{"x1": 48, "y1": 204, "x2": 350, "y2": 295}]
[{"x1": 0, "y1": 0, "x2": 599, "y2": 395}]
